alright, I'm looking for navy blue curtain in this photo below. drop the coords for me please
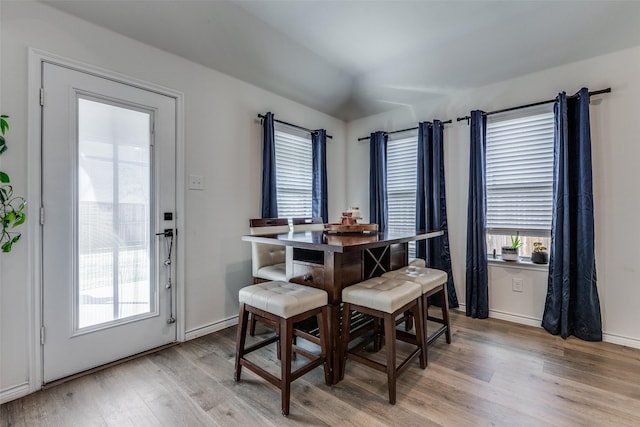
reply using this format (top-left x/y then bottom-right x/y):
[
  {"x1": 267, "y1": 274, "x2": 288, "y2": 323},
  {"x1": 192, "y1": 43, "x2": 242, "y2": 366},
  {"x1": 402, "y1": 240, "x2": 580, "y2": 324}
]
[
  {"x1": 312, "y1": 129, "x2": 328, "y2": 223},
  {"x1": 260, "y1": 112, "x2": 278, "y2": 218},
  {"x1": 416, "y1": 121, "x2": 459, "y2": 308},
  {"x1": 465, "y1": 111, "x2": 489, "y2": 319},
  {"x1": 542, "y1": 88, "x2": 602, "y2": 341},
  {"x1": 416, "y1": 122, "x2": 431, "y2": 260},
  {"x1": 369, "y1": 131, "x2": 388, "y2": 231}
]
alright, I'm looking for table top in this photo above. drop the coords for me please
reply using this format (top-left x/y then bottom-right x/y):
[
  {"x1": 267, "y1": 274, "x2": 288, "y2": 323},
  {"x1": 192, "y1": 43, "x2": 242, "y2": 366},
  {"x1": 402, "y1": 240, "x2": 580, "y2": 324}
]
[{"x1": 242, "y1": 229, "x2": 444, "y2": 253}]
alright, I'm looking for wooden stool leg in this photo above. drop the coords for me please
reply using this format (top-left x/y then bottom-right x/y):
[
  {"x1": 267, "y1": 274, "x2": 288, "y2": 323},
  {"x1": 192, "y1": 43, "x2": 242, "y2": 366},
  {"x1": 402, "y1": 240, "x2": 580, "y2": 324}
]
[
  {"x1": 373, "y1": 317, "x2": 382, "y2": 351},
  {"x1": 383, "y1": 312, "x2": 397, "y2": 405},
  {"x1": 414, "y1": 298, "x2": 427, "y2": 369},
  {"x1": 423, "y1": 293, "x2": 430, "y2": 364},
  {"x1": 373, "y1": 317, "x2": 384, "y2": 353},
  {"x1": 234, "y1": 303, "x2": 250, "y2": 382},
  {"x1": 249, "y1": 314, "x2": 257, "y2": 336},
  {"x1": 403, "y1": 309, "x2": 414, "y2": 332},
  {"x1": 280, "y1": 317, "x2": 293, "y2": 416},
  {"x1": 340, "y1": 303, "x2": 352, "y2": 381},
  {"x1": 442, "y1": 286, "x2": 451, "y2": 344},
  {"x1": 317, "y1": 307, "x2": 331, "y2": 386},
  {"x1": 276, "y1": 330, "x2": 282, "y2": 360}
]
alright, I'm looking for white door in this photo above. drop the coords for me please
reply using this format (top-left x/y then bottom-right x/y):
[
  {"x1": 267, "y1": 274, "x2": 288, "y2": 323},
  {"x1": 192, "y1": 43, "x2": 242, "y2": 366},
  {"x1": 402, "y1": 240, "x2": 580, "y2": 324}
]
[{"x1": 42, "y1": 62, "x2": 177, "y2": 383}]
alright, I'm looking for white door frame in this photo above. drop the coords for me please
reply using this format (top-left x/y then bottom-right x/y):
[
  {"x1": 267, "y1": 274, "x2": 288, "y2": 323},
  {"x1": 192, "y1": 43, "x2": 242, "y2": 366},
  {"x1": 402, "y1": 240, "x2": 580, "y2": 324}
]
[{"x1": 27, "y1": 48, "x2": 185, "y2": 392}]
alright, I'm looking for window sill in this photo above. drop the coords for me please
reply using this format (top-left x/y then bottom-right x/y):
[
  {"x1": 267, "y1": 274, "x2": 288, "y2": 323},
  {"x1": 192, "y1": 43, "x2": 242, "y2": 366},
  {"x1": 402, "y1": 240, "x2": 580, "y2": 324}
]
[{"x1": 488, "y1": 256, "x2": 549, "y2": 272}]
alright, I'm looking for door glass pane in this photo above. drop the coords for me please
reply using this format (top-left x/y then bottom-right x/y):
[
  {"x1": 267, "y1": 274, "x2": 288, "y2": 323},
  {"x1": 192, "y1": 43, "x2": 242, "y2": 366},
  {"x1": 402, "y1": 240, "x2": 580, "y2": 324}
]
[{"x1": 77, "y1": 97, "x2": 153, "y2": 329}]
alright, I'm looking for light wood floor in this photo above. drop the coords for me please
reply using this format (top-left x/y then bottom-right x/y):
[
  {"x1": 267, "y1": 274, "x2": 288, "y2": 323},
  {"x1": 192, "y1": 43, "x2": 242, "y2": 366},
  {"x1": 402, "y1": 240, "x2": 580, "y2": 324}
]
[{"x1": 3, "y1": 310, "x2": 640, "y2": 426}]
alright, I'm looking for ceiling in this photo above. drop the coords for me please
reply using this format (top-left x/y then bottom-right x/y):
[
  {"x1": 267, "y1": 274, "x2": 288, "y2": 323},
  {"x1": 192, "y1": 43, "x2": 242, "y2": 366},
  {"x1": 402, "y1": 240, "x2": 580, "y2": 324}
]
[{"x1": 43, "y1": 0, "x2": 640, "y2": 121}]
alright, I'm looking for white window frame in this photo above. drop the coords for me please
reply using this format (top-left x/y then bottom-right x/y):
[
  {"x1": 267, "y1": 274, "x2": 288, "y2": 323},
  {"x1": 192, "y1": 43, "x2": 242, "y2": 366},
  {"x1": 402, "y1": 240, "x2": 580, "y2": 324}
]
[
  {"x1": 485, "y1": 104, "x2": 554, "y2": 258},
  {"x1": 274, "y1": 123, "x2": 313, "y2": 218},
  {"x1": 386, "y1": 131, "x2": 418, "y2": 259}
]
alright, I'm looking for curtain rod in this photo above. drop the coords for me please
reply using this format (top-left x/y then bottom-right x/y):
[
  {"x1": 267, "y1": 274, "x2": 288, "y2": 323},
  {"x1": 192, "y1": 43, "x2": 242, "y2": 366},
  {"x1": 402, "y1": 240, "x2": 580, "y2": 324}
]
[
  {"x1": 356, "y1": 119, "x2": 453, "y2": 142},
  {"x1": 257, "y1": 114, "x2": 333, "y2": 139},
  {"x1": 456, "y1": 88, "x2": 612, "y2": 123}
]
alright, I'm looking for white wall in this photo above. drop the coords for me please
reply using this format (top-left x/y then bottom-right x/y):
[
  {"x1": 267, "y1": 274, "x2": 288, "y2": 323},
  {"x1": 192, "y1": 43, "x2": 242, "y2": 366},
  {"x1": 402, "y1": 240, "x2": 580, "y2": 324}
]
[
  {"x1": 347, "y1": 45, "x2": 640, "y2": 348},
  {"x1": 0, "y1": 1, "x2": 347, "y2": 400},
  {"x1": 487, "y1": 262, "x2": 548, "y2": 326}
]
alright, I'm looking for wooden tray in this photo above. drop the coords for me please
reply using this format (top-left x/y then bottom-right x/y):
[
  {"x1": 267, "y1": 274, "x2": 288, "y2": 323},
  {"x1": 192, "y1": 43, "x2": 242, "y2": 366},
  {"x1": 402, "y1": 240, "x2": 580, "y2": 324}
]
[{"x1": 324, "y1": 223, "x2": 378, "y2": 234}]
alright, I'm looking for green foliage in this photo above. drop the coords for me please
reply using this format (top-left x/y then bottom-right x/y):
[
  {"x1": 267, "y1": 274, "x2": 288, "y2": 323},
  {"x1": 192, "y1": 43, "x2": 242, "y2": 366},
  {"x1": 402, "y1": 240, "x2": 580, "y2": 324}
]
[
  {"x1": 510, "y1": 232, "x2": 523, "y2": 249},
  {"x1": 0, "y1": 115, "x2": 27, "y2": 253},
  {"x1": 0, "y1": 115, "x2": 9, "y2": 134}
]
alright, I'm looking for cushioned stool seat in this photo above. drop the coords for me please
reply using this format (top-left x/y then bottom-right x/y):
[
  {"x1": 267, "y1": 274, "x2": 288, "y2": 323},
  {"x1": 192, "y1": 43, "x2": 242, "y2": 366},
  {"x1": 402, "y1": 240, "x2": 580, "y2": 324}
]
[
  {"x1": 384, "y1": 266, "x2": 447, "y2": 294},
  {"x1": 235, "y1": 281, "x2": 330, "y2": 416},
  {"x1": 382, "y1": 266, "x2": 451, "y2": 349},
  {"x1": 341, "y1": 277, "x2": 426, "y2": 404},
  {"x1": 342, "y1": 276, "x2": 422, "y2": 313},
  {"x1": 239, "y1": 280, "x2": 328, "y2": 319}
]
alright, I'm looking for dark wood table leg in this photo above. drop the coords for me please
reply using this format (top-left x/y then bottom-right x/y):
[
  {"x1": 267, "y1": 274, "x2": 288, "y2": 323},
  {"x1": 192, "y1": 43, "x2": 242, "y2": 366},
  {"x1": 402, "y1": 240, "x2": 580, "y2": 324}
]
[
  {"x1": 323, "y1": 251, "x2": 342, "y2": 385},
  {"x1": 328, "y1": 302, "x2": 342, "y2": 384}
]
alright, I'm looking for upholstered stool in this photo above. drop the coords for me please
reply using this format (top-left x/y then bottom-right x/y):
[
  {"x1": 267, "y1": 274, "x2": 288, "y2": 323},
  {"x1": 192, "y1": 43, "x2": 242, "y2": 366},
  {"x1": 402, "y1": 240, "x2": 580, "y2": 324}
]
[
  {"x1": 234, "y1": 281, "x2": 330, "y2": 416},
  {"x1": 340, "y1": 277, "x2": 426, "y2": 404},
  {"x1": 382, "y1": 266, "x2": 451, "y2": 349}
]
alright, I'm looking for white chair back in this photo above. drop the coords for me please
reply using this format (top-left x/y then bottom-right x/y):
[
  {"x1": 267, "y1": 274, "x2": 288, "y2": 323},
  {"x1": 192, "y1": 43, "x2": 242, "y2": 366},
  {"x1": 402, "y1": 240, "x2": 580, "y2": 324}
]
[
  {"x1": 249, "y1": 218, "x2": 289, "y2": 279},
  {"x1": 292, "y1": 217, "x2": 325, "y2": 232}
]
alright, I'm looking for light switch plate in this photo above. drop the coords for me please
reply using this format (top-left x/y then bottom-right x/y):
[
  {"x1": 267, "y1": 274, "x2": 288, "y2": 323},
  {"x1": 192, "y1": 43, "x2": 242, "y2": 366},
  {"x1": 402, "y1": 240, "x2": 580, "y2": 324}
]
[
  {"x1": 188, "y1": 174, "x2": 204, "y2": 190},
  {"x1": 512, "y1": 278, "x2": 524, "y2": 292}
]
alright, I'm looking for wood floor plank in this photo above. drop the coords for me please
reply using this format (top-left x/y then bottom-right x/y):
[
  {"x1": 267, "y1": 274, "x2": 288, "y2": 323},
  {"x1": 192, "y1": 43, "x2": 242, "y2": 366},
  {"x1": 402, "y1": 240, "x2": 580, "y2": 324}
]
[
  {"x1": 3, "y1": 310, "x2": 640, "y2": 426},
  {"x1": 183, "y1": 342, "x2": 327, "y2": 426},
  {"x1": 120, "y1": 357, "x2": 214, "y2": 427},
  {"x1": 542, "y1": 357, "x2": 640, "y2": 400},
  {"x1": 91, "y1": 362, "x2": 165, "y2": 427},
  {"x1": 490, "y1": 368, "x2": 640, "y2": 426}
]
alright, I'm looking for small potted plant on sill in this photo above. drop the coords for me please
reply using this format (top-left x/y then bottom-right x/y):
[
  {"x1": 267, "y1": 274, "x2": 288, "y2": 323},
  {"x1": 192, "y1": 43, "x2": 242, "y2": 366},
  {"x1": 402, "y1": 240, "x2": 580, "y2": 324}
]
[
  {"x1": 531, "y1": 242, "x2": 549, "y2": 264},
  {"x1": 501, "y1": 232, "x2": 522, "y2": 261}
]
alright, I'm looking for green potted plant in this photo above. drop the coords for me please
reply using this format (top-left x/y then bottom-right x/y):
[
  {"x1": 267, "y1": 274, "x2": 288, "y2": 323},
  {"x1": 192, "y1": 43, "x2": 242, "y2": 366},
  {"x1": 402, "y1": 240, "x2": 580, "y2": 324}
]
[
  {"x1": 531, "y1": 242, "x2": 549, "y2": 264},
  {"x1": 0, "y1": 115, "x2": 27, "y2": 252},
  {"x1": 501, "y1": 232, "x2": 522, "y2": 261}
]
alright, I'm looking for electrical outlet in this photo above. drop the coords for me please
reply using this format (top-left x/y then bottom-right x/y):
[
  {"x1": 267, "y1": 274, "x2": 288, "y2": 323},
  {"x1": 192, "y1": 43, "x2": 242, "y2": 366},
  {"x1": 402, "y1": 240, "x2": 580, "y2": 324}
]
[
  {"x1": 512, "y1": 278, "x2": 524, "y2": 293},
  {"x1": 188, "y1": 174, "x2": 204, "y2": 190}
]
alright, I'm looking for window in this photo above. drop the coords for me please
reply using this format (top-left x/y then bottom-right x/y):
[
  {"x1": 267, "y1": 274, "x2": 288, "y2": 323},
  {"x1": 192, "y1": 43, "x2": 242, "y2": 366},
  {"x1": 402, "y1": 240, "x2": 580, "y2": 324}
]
[
  {"x1": 274, "y1": 123, "x2": 313, "y2": 217},
  {"x1": 387, "y1": 132, "x2": 418, "y2": 258},
  {"x1": 485, "y1": 105, "x2": 554, "y2": 258}
]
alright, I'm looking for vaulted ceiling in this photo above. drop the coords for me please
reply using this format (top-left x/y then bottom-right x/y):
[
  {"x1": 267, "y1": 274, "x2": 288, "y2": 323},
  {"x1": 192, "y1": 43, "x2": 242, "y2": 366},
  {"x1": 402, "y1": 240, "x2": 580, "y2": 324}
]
[{"x1": 43, "y1": 0, "x2": 640, "y2": 121}]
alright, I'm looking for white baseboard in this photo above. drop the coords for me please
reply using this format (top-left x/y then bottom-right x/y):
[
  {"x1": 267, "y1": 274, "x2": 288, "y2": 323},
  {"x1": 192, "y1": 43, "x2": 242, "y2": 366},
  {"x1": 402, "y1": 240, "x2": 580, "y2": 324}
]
[
  {"x1": 489, "y1": 309, "x2": 543, "y2": 328},
  {"x1": 455, "y1": 304, "x2": 543, "y2": 327},
  {"x1": 184, "y1": 316, "x2": 238, "y2": 341},
  {"x1": 603, "y1": 332, "x2": 640, "y2": 349},
  {"x1": 457, "y1": 303, "x2": 640, "y2": 349},
  {"x1": 193, "y1": 307, "x2": 542, "y2": 339},
  {"x1": 0, "y1": 382, "x2": 30, "y2": 405}
]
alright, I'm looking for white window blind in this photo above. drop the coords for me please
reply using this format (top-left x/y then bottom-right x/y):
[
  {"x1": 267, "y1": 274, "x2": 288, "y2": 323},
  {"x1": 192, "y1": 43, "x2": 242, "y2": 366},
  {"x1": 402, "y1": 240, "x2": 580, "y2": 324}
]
[
  {"x1": 486, "y1": 106, "x2": 554, "y2": 235},
  {"x1": 387, "y1": 133, "x2": 417, "y2": 257},
  {"x1": 274, "y1": 124, "x2": 313, "y2": 218}
]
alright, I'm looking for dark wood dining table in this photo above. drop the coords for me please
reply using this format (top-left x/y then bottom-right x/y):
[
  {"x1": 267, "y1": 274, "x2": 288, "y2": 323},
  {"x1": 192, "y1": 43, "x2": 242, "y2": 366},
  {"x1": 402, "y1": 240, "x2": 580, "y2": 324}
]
[{"x1": 241, "y1": 229, "x2": 444, "y2": 384}]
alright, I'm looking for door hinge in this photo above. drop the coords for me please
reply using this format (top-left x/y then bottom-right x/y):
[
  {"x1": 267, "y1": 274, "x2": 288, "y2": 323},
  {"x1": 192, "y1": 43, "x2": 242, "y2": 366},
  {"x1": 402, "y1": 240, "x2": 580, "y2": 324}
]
[
  {"x1": 40, "y1": 326, "x2": 45, "y2": 345},
  {"x1": 40, "y1": 207, "x2": 45, "y2": 225},
  {"x1": 39, "y1": 88, "x2": 45, "y2": 107}
]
